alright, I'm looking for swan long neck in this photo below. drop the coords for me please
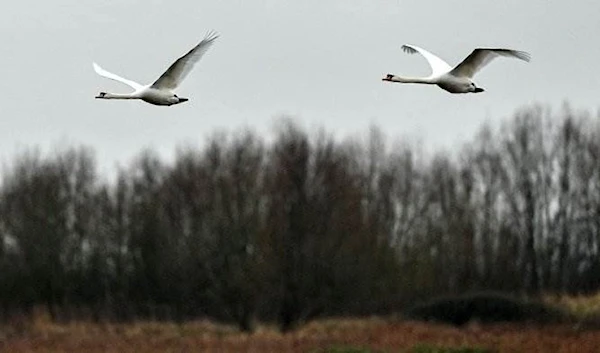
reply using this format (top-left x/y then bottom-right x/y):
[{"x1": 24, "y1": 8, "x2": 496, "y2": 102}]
[
  {"x1": 390, "y1": 75, "x2": 434, "y2": 84},
  {"x1": 98, "y1": 92, "x2": 137, "y2": 99}
]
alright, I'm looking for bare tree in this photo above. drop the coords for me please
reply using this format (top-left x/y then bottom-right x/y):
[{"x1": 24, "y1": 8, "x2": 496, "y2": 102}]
[
  {"x1": 2, "y1": 104, "x2": 600, "y2": 326},
  {"x1": 1, "y1": 147, "x2": 99, "y2": 319}
]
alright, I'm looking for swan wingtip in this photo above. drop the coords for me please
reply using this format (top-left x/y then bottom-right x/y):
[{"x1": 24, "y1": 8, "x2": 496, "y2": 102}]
[
  {"x1": 205, "y1": 30, "x2": 220, "y2": 40},
  {"x1": 513, "y1": 50, "x2": 531, "y2": 62},
  {"x1": 401, "y1": 44, "x2": 417, "y2": 54}
]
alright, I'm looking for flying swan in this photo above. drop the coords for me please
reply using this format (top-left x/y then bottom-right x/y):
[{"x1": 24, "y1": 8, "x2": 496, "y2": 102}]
[
  {"x1": 93, "y1": 31, "x2": 219, "y2": 106},
  {"x1": 382, "y1": 45, "x2": 530, "y2": 93}
]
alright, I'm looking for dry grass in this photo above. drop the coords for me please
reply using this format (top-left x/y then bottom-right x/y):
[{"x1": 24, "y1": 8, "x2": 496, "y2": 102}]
[
  {"x1": 1, "y1": 316, "x2": 599, "y2": 353},
  {"x1": 544, "y1": 292, "x2": 600, "y2": 318},
  {"x1": 2, "y1": 295, "x2": 600, "y2": 353}
]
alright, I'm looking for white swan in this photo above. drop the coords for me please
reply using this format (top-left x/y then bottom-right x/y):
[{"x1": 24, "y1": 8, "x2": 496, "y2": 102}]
[
  {"x1": 93, "y1": 31, "x2": 219, "y2": 106},
  {"x1": 382, "y1": 45, "x2": 530, "y2": 93}
]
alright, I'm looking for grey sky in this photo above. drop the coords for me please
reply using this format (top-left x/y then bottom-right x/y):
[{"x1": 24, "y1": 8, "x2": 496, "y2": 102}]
[{"x1": 2, "y1": 0, "x2": 599, "y2": 176}]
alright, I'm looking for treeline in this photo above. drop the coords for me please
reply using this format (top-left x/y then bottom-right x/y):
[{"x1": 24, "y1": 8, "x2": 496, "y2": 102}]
[{"x1": 1, "y1": 104, "x2": 599, "y2": 331}]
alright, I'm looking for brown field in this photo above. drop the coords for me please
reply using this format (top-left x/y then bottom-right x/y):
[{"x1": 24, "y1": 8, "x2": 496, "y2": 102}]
[{"x1": 1, "y1": 314, "x2": 600, "y2": 353}]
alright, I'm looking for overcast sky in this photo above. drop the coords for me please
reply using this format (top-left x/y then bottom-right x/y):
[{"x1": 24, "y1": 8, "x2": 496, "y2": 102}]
[{"x1": 2, "y1": 0, "x2": 599, "y2": 175}]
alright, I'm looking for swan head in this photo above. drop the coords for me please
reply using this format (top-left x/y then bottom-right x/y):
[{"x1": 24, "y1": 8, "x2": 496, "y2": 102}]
[
  {"x1": 469, "y1": 82, "x2": 484, "y2": 93},
  {"x1": 95, "y1": 92, "x2": 107, "y2": 99},
  {"x1": 382, "y1": 74, "x2": 395, "y2": 82},
  {"x1": 171, "y1": 94, "x2": 188, "y2": 105}
]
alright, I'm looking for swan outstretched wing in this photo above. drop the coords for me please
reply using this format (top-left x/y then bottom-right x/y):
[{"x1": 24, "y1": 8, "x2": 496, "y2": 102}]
[
  {"x1": 92, "y1": 62, "x2": 143, "y2": 90},
  {"x1": 451, "y1": 48, "x2": 531, "y2": 78},
  {"x1": 152, "y1": 31, "x2": 219, "y2": 90},
  {"x1": 401, "y1": 44, "x2": 452, "y2": 77}
]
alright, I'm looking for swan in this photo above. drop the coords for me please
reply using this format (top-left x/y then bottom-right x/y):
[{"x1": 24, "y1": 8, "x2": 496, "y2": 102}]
[
  {"x1": 93, "y1": 31, "x2": 219, "y2": 106},
  {"x1": 382, "y1": 44, "x2": 530, "y2": 93}
]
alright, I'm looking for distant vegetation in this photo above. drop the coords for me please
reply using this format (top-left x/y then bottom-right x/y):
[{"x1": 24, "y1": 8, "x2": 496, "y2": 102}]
[
  {"x1": 1, "y1": 104, "x2": 600, "y2": 331},
  {"x1": 404, "y1": 292, "x2": 566, "y2": 326}
]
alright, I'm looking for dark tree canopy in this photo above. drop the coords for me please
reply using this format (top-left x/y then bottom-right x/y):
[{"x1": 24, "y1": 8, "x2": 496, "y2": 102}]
[{"x1": 1, "y1": 105, "x2": 599, "y2": 330}]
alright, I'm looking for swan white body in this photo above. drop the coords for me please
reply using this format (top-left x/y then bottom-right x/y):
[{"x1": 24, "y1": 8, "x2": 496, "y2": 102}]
[
  {"x1": 93, "y1": 31, "x2": 218, "y2": 106},
  {"x1": 382, "y1": 45, "x2": 530, "y2": 94}
]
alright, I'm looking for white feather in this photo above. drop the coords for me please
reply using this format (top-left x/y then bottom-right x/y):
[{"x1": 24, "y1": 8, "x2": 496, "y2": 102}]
[
  {"x1": 383, "y1": 44, "x2": 530, "y2": 94},
  {"x1": 152, "y1": 31, "x2": 219, "y2": 90},
  {"x1": 93, "y1": 31, "x2": 219, "y2": 106},
  {"x1": 92, "y1": 62, "x2": 143, "y2": 91},
  {"x1": 401, "y1": 44, "x2": 452, "y2": 77}
]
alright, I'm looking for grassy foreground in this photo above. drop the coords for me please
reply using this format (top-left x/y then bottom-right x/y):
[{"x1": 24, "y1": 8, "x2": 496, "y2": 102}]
[
  {"x1": 1, "y1": 315, "x2": 599, "y2": 353},
  {"x1": 1, "y1": 293, "x2": 600, "y2": 353}
]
